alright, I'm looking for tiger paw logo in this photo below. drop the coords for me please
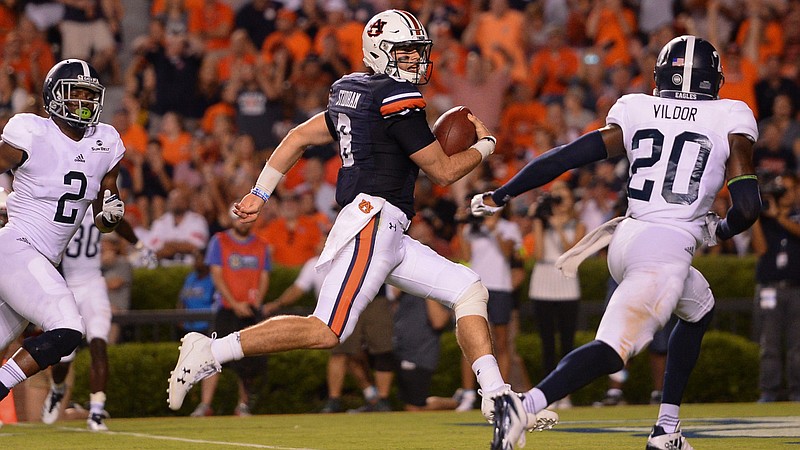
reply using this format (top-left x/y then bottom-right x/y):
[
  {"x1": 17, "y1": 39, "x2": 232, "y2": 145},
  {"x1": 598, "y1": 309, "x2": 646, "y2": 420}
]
[
  {"x1": 359, "y1": 200, "x2": 373, "y2": 214},
  {"x1": 367, "y1": 19, "x2": 386, "y2": 37}
]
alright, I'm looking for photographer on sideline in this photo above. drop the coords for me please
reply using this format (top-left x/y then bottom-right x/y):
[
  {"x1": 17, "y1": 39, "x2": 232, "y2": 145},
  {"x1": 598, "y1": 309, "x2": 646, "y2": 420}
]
[
  {"x1": 751, "y1": 173, "x2": 800, "y2": 402},
  {"x1": 528, "y1": 180, "x2": 586, "y2": 409}
]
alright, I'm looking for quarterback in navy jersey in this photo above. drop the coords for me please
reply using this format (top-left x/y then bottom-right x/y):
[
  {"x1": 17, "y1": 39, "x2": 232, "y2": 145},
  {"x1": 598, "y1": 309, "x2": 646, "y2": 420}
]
[{"x1": 169, "y1": 10, "x2": 553, "y2": 441}]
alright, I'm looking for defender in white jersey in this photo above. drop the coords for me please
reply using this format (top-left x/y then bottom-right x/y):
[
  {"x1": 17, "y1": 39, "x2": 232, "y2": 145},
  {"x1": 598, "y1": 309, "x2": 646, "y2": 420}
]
[
  {"x1": 0, "y1": 59, "x2": 126, "y2": 405},
  {"x1": 473, "y1": 36, "x2": 761, "y2": 450}
]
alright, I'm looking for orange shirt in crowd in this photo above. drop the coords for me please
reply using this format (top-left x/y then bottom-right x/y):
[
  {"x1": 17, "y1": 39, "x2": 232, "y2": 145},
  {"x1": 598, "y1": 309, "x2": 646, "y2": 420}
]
[
  {"x1": 201, "y1": 102, "x2": 236, "y2": 135},
  {"x1": 736, "y1": 19, "x2": 784, "y2": 64},
  {"x1": 528, "y1": 48, "x2": 580, "y2": 97},
  {"x1": 719, "y1": 56, "x2": 759, "y2": 117},
  {"x1": 500, "y1": 99, "x2": 548, "y2": 154},
  {"x1": 188, "y1": 0, "x2": 235, "y2": 51},
  {"x1": 314, "y1": 22, "x2": 363, "y2": 72},
  {"x1": 120, "y1": 122, "x2": 149, "y2": 156},
  {"x1": 150, "y1": 0, "x2": 204, "y2": 16},
  {"x1": 258, "y1": 216, "x2": 322, "y2": 267},
  {"x1": 158, "y1": 131, "x2": 193, "y2": 166},
  {"x1": 212, "y1": 230, "x2": 271, "y2": 309},
  {"x1": 592, "y1": 7, "x2": 636, "y2": 67},
  {"x1": 216, "y1": 52, "x2": 258, "y2": 83},
  {"x1": 473, "y1": 9, "x2": 527, "y2": 82}
]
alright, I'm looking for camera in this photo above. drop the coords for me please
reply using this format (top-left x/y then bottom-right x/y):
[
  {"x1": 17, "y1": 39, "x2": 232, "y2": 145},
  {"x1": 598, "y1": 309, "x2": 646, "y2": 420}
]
[
  {"x1": 531, "y1": 193, "x2": 562, "y2": 222},
  {"x1": 760, "y1": 177, "x2": 787, "y2": 212}
]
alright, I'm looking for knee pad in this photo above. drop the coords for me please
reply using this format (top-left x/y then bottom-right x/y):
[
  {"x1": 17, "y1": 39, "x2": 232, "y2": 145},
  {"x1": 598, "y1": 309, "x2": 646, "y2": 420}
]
[
  {"x1": 371, "y1": 351, "x2": 395, "y2": 372},
  {"x1": 453, "y1": 282, "x2": 488, "y2": 321},
  {"x1": 23, "y1": 328, "x2": 83, "y2": 369}
]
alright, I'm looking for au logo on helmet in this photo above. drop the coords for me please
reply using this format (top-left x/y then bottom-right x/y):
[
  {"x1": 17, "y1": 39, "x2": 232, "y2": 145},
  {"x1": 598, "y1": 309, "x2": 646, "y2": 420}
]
[{"x1": 367, "y1": 19, "x2": 386, "y2": 37}]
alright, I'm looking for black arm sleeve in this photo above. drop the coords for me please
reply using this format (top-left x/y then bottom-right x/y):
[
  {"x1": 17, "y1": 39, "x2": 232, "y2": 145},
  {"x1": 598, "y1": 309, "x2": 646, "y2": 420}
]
[
  {"x1": 716, "y1": 175, "x2": 761, "y2": 240},
  {"x1": 491, "y1": 130, "x2": 608, "y2": 205}
]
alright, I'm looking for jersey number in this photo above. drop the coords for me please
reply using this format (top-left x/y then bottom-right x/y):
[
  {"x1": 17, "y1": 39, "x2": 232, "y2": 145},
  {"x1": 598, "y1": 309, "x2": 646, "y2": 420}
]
[
  {"x1": 628, "y1": 129, "x2": 711, "y2": 205},
  {"x1": 64, "y1": 223, "x2": 101, "y2": 258},
  {"x1": 55, "y1": 171, "x2": 87, "y2": 224},
  {"x1": 335, "y1": 113, "x2": 354, "y2": 167}
]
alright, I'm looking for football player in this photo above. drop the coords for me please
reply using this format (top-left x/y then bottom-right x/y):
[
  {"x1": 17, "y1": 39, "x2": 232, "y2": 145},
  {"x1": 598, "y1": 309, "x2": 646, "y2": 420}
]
[
  {"x1": 0, "y1": 59, "x2": 126, "y2": 405},
  {"x1": 472, "y1": 36, "x2": 760, "y2": 450},
  {"x1": 40, "y1": 210, "x2": 149, "y2": 431},
  {"x1": 168, "y1": 9, "x2": 553, "y2": 438}
]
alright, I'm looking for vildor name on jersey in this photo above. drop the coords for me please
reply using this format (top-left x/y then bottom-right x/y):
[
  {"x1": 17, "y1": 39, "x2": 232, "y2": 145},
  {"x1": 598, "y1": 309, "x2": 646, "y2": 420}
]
[
  {"x1": 336, "y1": 90, "x2": 361, "y2": 109},
  {"x1": 654, "y1": 104, "x2": 698, "y2": 121}
]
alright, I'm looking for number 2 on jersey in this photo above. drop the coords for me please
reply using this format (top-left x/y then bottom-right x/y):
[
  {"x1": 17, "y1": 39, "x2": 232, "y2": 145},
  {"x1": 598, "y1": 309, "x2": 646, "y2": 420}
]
[
  {"x1": 628, "y1": 129, "x2": 711, "y2": 205},
  {"x1": 54, "y1": 170, "x2": 87, "y2": 224}
]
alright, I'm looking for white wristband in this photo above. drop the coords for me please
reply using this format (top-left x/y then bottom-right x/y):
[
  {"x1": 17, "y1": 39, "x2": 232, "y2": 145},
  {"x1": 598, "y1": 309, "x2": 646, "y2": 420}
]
[
  {"x1": 471, "y1": 136, "x2": 496, "y2": 161},
  {"x1": 254, "y1": 164, "x2": 284, "y2": 196}
]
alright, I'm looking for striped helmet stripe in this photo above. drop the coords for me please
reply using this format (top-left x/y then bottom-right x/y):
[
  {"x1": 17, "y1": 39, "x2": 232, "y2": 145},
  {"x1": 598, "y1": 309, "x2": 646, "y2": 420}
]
[
  {"x1": 395, "y1": 9, "x2": 422, "y2": 31},
  {"x1": 681, "y1": 36, "x2": 695, "y2": 93}
]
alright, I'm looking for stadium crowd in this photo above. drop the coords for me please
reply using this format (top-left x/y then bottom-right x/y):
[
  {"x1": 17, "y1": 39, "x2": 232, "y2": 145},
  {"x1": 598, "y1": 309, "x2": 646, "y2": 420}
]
[{"x1": 1, "y1": 0, "x2": 799, "y2": 417}]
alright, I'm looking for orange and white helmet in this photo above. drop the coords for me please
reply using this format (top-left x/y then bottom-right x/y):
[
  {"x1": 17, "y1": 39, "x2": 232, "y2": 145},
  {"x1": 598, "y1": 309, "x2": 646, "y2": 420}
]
[{"x1": 362, "y1": 9, "x2": 433, "y2": 84}]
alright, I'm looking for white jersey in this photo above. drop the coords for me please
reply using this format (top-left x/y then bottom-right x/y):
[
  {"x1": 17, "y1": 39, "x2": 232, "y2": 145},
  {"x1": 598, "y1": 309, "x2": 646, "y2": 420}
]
[
  {"x1": 1, "y1": 114, "x2": 125, "y2": 264},
  {"x1": 61, "y1": 207, "x2": 102, "y2": 284},
  {"x1": 607, "y1": 94, "x2": 757, "y2": 242}
]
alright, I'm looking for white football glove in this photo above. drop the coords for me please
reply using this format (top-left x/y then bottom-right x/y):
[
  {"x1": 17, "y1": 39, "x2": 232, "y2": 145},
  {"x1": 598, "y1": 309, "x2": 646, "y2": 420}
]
[
  {"x1": 470, "y1": 193, "x2": 504, "y2": 217},
  {"x1": 702, "y1": 211, "x2": 720, "y2": 247},
  {"x1": 98, "y1": 189, "x2": 125, "y2": 224},
  {"x1": 133, "y1": 241, "x2": 159, "y2": 269}
]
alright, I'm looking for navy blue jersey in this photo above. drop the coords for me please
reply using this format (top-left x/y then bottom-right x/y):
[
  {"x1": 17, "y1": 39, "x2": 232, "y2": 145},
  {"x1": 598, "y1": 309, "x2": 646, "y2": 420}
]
[{"x1": 325, "y1": 73, "x2": 436, "y2": 219}]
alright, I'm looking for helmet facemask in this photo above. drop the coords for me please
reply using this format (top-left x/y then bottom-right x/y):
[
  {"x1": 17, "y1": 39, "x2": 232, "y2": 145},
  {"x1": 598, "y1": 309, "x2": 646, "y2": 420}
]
[
  {"x1": 48, "y1": 78, "x2": 105, "y2": 129},
  {"x1": 383, "y1": 41, "x2": 433, "y2": 85}
]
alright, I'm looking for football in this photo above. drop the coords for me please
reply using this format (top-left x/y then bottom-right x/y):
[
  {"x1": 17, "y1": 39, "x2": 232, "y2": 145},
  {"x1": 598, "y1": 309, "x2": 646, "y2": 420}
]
[{"x1": 432, "y1": 106, "x2": 478, "y2": 156}]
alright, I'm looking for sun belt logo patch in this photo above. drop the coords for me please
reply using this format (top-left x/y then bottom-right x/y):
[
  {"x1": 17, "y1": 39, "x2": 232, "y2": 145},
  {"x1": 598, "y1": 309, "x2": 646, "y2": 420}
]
[
  {"x1": 359, "y1": 199, "x2": 373, "y2": 214},
  {"x1": 367, "y1": 19, "x2": 386, "y2": 37}
]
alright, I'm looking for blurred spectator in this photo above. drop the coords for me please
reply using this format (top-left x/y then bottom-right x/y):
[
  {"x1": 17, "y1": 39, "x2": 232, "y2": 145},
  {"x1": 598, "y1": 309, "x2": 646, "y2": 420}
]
[
  {"x1": 188, "y1": 0, "x2": 235, "y2": 55},
  {"x1": 260, "y1": 9, "x2": 312, "y2": 65},
  {"x1": 499, "y1": 83, "x2": 547, "y2": 159},
  {"x1": 58, "y1": 0, "x2": 120, "y2": 83},
  {"x1": 142, "y1": 187, "x2": 210, "y2": 266},
  {"x1": 459, "y1": 202, "x2": 524, "y2": 381},
  {"x1": 101, "y1": 234, "x2": 133, "y2": 345},
  {"x1": 392, "y1": 290, "x2": 458, "y2": 411},
  {"x1": 528, "y1": 27, "x2": 579, "y2": 102},
  {"x1": 235, "y1": 0, "x2": 281, "y2": 49},
  {"x1": 216, "y1": 28, "x2": 258, "y2": 84},
  {"x1": 112, "y1": 108, "x2": 148, "y2": 157},
  {"x1": 15, "y1": 16, "x2": 56, "y2": 92},
  {"x1": 294, "y1": 156, "x2": 337, "y2": 221},
  {"x1": 142, "y1": 23, "x2": 206, "y2": 123},
  {"x1": 734, "y1": 0, "x2": 785, "y2": 65},
  {"x1": 0, "y1": 68, "x2": 30, "y2": 117},
  {"x1": 257, "y1": 192, "x2": 322, "y2": 267},
  {"x1": 154, "y1": 0, "x2": 190, "y2": 37},
  {"x1": 313, "y1": 0, "x2": 363, "y2": 72},
  {"x1": 753, "y1": 122, "x2": 798, "y2": 177},
  {"x1": 463, "y1": 0, "x2": 527, "y2": 82},
  {"x1": 755, "y1": 56, "x2": 800, "y2": 122},
  {"x1": 586, "y1": 0, "x2": 636, "y2": 68},
  {"x1": 718, "y1": 42, "x2": 759, "y2": 117},
  {"x1": 191, "y1": 213, "x2": 270, "y2": 417},
  {"x1": 157, "y1": 111, "x2": 194, "y2": 167},
  {"x1": 751, "y1": 173, "x2": 800, "y2": 402},
  {"x1": 177, "y1": 248, "x2": 216, "y2": 336},
  {"x1": 231, "y1": 57, "x2": 287, "y2": 152},
  {"x1": 577, "y1": 179, "x2": 617, "y2": 232},
  {"x1": 414, "y1": 175, "x2": 459, "y2": 242},
  {"x1": 678, "y1": 0, "x2": 742, "y2": 47},
  {"x1": 131, "y1": 139, "x2": 173, "y2": 227},
  {"x1": 528, "y1": 180, "x2": 586, "y2": 408},
  {"x1": 636, "y1": 0, "x2": 676, "y2": 37},
  {"x1": 758, "y1": 94, "x2": 800, "y2": 158}
]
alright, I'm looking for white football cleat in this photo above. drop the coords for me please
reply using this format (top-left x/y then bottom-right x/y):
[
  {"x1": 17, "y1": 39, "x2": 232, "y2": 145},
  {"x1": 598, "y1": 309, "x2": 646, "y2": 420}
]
[
  {"x1": 41, "y1": 385, "x2": 65, "y2": 424},
  {"x1": 491, "y1": 392, "x2": 559, "y2": 450},
  {"x1": 167, "y1": 332, "x2": 221, "y2": 410},
  {"x1": 480, "y1": 384, "x2": 512, "y2": 422},
  {"x1": 646, "y1": 422, "x2": 694, "y2": 450},
  {"x1": 86, "y1": 412, "x2": 109, "y2": 432}
]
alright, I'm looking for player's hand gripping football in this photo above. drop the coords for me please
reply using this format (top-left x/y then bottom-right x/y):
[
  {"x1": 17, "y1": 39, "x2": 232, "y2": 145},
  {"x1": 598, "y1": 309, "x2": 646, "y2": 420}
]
[
  {"x1": 100, "y1": 189, "x2": 125, "y2": 224},
  {"x1": 232, "y1": 192, "x2": 266, "y2": 224},
  {"x1": 471, "y1": 192, "x2": 504, "y2": 217},
  {"x1": 466, "y1": 113, "x2": 491, "y2": 141}
]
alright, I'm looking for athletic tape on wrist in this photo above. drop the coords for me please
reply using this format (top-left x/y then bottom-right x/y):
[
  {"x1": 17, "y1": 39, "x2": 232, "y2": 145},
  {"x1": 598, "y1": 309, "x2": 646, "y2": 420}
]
[
  {"x1": 253, "y1": 164, "x2": 284, "y2": 200},
  {"x1": 472, "y1": 136, "x2": 496, "y2": 161}
]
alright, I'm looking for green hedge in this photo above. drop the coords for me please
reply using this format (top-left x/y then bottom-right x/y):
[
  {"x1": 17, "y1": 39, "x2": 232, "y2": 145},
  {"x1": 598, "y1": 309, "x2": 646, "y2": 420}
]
[
  {"x1": 132, "y1": 255, "x2": 757, "y2": 310},
  {"x1": 69, "y1": 330, "x2": 759, "y2": 418}
]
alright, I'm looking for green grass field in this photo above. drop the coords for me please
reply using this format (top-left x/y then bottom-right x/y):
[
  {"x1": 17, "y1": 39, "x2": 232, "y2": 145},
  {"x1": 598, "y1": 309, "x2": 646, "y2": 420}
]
[{"x1": 1, "y1": 402, "x2": 798, "y2": 449}]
